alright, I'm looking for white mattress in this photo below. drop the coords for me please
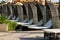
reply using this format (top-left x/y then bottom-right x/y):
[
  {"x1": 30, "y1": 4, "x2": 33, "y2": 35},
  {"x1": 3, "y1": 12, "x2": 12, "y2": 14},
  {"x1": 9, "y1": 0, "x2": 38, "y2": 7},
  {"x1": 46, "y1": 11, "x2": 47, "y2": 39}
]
[
  {"x1": 17, "y1": 22, "x2": 30, "y2": 25},
  {"x1": 28, "y1": 26, "x2": 48, "y2": 29}
]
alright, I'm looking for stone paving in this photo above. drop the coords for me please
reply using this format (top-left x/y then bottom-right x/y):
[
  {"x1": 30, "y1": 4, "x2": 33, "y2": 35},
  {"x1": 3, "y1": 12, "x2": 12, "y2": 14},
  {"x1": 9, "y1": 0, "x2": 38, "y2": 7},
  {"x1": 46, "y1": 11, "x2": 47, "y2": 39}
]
[{"x1": 0, "y1": 30, "x2": 45, "y2": 40}]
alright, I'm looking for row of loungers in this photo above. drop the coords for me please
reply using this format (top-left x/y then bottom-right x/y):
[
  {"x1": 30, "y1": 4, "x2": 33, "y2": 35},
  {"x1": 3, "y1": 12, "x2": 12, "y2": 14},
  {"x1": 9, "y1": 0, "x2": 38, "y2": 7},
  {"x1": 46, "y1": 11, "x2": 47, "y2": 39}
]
[
  {"x1": 16, "y1": 3, "x2": 52, "y2": 30},
  {"x1": 8, "y1": 5, "x2": 51, "y2": 30},
  {"x1": 10, "y1": 5, "x2": 52, "y2": 30},
  {"x1": 17, "y1": 19, "x2": 52, "y2": 30},
  {"x1": 0, "y1": 2, "x2": 53, "y2": 30},
  {"x1": 16, "y1": 3, "x2": 58, "y2": 30}
]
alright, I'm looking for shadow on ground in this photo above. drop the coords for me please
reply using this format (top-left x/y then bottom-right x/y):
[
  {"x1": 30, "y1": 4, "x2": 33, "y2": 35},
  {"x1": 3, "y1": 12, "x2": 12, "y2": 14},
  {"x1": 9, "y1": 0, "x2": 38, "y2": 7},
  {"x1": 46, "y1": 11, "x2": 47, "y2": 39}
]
[
  {"x1": 20, "y1": 37, "x2": 48, "y2": 40},
  {"x1": 16, "y1": 31, "x2": 43, "y2": 34}
]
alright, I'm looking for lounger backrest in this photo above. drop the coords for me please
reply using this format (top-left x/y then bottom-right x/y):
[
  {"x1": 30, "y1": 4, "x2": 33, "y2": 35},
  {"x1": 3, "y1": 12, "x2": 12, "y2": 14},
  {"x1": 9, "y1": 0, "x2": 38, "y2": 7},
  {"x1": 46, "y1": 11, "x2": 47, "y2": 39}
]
[
  {"x1": 37, "y1": 19, "x2": 43, "y2": 26},
  {"x1": 22, "y1": 19, "x2": 28, "y2": 23},
  {"x1": 28, "y1": 18, "x2": 34, "y2": 24},
  {"x1": 12, "y1": 16, "x2": 16, "y2": 20},
  {"x1": 16, "y1": 17, "x2": 19, "y2": 21},
  {"x1": 8, "y1": 15, "x2": 11, "y2": 19},
  {"x1": 44, "y1": 20, "x2": 52, "y2": 28}
]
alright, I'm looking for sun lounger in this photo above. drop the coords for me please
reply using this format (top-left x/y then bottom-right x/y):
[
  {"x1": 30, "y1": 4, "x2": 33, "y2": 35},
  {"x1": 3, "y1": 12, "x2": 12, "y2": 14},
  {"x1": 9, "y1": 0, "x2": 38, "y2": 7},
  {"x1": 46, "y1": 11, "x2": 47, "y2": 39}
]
[
  {"x1": 16, "y1": 19, "x2": 28, "y2": 25},
  {"x1": 22, "y1": 19, "x2": 43, "y2": 27},
  {"x1": 9, "y1": 16, "x2": 15, "y2": 20},
  {"x1": 20, "y1": 19, "x2": 43, "y2": 31},
  {"x1": 28, "y1": 20, "x2": 52, "y2": 29},
  {"x1": 7, "y1": 15, "x2": 16, "y2": 20},
  {"x1": 22, "y1": 19, "x2": 28, "y2": 23},
  {"x1": 17, "y1": 18, "x2": 34, "y2": 25},
  {"x1": 10, "y1": 17, "x2": 19, "y2": 22},
  {"x1": 8, "y1": 15, "x2": 12, "y2": 19}
]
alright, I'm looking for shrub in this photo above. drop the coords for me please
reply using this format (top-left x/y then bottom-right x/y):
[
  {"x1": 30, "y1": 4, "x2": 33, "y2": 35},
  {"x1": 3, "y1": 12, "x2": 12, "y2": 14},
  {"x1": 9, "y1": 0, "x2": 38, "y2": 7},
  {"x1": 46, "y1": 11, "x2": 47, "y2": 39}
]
[
  {"x1": 0, "y1": 14, "x2": 18, "y2": 31},
  {"x1": 8, "y1": 22, "x2": 18, "y2": 31}
]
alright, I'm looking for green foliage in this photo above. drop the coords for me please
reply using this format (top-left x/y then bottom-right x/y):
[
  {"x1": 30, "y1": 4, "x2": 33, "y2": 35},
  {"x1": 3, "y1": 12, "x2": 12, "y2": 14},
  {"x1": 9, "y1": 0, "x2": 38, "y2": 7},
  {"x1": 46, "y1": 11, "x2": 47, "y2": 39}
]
[
  {"x1": 0, "y1": 14, "x2": 18, "y2": 31},
  {"x1": 0, "y1": 14, "x2": 8, "y2": 24},
  {"x1": 8, "y1": 22, "x2": 18, "y2": 31}
]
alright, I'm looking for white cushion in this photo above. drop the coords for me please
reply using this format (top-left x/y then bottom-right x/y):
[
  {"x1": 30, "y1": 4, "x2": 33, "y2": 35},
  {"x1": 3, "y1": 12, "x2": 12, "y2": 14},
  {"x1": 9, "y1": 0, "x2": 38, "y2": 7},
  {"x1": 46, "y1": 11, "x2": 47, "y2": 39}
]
[{"x1": 17, "y1": 22, "x2": 30, "y2": 25}]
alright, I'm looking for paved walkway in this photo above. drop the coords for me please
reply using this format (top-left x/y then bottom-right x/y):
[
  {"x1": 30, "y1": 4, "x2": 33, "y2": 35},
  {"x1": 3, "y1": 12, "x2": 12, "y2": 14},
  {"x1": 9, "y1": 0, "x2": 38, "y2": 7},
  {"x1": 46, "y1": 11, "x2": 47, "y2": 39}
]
[{"x1": 0, "y1": 30, "x2": 45, "y2": 40}]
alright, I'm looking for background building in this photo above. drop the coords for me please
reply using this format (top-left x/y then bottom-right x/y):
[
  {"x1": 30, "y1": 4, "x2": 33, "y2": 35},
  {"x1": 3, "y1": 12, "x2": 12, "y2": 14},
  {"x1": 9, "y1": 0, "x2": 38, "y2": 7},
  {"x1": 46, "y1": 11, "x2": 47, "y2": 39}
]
[
  {"x1": 2, "y1": 0, "x2": 42, "y2": 3},
  {"x1": 14, "y1": 0, "x2": 42, "y2": 3},
  {"x1": 0, "y1": 0, "x2": 59, "y2": 3}
]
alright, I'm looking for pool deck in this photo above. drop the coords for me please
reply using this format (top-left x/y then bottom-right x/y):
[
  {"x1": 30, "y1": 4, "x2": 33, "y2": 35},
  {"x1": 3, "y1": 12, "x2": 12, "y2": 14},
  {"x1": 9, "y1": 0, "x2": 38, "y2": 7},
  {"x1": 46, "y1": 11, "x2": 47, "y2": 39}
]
[{"x1": 0, "y1": 30, "x2": 46, "y2": 40}]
